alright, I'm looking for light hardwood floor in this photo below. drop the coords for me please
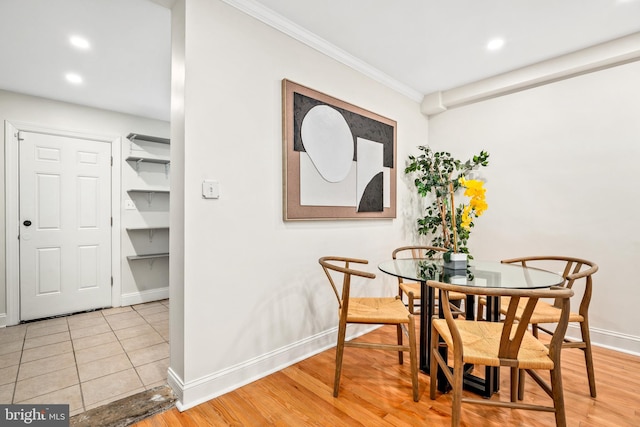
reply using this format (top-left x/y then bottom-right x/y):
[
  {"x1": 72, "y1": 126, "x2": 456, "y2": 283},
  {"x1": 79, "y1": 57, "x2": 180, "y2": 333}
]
[{"x1": 135, "y1": 325, "x2": 640, "y2": 426}]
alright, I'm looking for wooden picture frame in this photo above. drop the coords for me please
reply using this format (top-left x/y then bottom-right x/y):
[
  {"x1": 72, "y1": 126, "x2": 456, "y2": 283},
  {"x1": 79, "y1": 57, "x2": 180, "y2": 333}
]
[{"x1": 282, "y1": 79, "x2": 397, "y2": 220}]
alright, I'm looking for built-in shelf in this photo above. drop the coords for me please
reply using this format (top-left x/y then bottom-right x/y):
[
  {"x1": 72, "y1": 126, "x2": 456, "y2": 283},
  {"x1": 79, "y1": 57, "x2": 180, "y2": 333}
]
[
  {"x1": 127, "y1": 253, "x2": 169, "y2": 261},
  {"x1": 126, "y1": 156, "x2": 170, "y2": 175},
  {"x1": 126, "y1": 227, "x2": 169, "y2": 242},
  {"x1": 125, "y1": 227, "x2": 169, "y2": 231},
  {"x1": 127, "y1": 189, "x2": 170, "y2": 194},
  {"x1": 127, "y1": 189, "x2": 169, "y2": 206},
  {"x1": 126, "y1": 156, "x2": 170, "y2": 164},
  {"x1": 127, "y1": 133, "x2": 170, "y2": 145}
]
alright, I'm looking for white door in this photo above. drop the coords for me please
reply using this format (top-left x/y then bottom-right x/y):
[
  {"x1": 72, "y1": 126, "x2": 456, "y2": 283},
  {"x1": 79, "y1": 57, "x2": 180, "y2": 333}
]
[{"x1": 19, "y1": 131, "x2": 112, "y2": 321}]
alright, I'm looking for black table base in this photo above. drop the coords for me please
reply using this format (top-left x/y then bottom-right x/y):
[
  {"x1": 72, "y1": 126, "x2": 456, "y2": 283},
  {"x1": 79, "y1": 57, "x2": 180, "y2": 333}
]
[{"x1": 420, "y1": 281, "x2": 500, "y2": 397}]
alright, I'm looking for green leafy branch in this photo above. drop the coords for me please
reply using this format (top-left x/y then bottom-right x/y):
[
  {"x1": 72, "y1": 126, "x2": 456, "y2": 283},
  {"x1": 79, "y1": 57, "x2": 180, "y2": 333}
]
[{"x1": 405, "y1": 146, "x2": 489, "y2": 258}]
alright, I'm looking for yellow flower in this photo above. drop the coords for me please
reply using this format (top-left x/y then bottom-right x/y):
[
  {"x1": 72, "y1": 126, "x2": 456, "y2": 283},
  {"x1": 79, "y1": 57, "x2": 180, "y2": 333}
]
[
  {"x1": 461, "y1": 205, "x2": 472, "y2": 229},
  {"x1": 459, "y1": 178, "x2": 488, "y2": 223}
]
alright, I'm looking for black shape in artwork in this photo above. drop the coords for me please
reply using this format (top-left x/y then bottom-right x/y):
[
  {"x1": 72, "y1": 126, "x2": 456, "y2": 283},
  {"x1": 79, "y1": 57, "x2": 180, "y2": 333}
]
[
  {"x1": 293, "y1": 93, "x2": 394, "y2": 167},
  {"x1": 357, "y1": 172, "x2": 384, "y2": 212}
]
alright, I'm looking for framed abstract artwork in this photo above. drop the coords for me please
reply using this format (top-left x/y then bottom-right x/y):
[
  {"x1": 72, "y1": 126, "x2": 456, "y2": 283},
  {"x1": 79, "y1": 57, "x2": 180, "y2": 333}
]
[{"x1": 282, "y1": 79, "x2": 397, "y2": 220}]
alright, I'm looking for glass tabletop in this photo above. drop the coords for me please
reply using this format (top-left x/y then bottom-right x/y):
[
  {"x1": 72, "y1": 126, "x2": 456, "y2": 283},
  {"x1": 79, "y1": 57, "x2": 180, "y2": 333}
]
[{"x1": 378, "y1": 259, "x2": 564, "y2": 289}]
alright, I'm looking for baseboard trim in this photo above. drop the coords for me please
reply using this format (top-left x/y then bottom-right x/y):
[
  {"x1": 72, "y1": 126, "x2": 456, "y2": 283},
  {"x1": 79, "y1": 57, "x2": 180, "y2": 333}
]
[
  {"x1": 121, "y1": 287, "x2": 169, "y2": 306},
  {"x1": 166, "y1": 368, "x2": 184, "y2": 408},
  {"x1": 0, "y1": 313, "x2": 6, "y2": 328},
  {"x1": 568, "y1": 324, "x2": 640, "y2": 357},
  {"x1": 170, "y1": 323, "x2": 377, "y2": 411}
]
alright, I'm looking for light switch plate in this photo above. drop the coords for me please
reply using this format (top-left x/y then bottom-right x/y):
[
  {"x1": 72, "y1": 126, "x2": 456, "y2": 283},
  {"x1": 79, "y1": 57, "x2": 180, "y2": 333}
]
[{"x1": 202, "y1": 180, "x2": 220, "y2": 199}]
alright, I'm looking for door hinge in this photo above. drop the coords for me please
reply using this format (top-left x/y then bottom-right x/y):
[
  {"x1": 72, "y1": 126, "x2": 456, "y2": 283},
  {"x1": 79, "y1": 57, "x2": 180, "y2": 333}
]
[
  {"x1": 16, "y1": 131, "x2": 24, "y2": 142},
  {"x1": 111, "y1": 217, "x2": 113, "y2": 226},
  {"x1": 111, "y1": 277, "x2": 114, "y2": 287},
  {"x1": 111, "y1": 156, "x2": 113, "y2": 166}
]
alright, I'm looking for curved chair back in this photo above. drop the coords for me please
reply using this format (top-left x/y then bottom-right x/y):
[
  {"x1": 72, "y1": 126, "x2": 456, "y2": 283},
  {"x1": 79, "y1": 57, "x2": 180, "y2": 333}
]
[
  {"x1": 501, "y1": 256, "x2": 597, "y2": 317},
  {"x1": 500, "y1": 255, "x2": 598, "y2": 398},
  {"x1": 319, "y1": 256, "x2": 375, "y2": 311},
  {"x1": 392, "y1": 245, "x2": 446, "y2": 284}
]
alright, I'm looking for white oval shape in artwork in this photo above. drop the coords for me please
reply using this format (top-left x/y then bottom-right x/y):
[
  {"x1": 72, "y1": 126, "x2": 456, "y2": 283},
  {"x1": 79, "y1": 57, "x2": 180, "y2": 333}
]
[{"x1": 301, "y1": 105, "x2": 353, "y2": 182}]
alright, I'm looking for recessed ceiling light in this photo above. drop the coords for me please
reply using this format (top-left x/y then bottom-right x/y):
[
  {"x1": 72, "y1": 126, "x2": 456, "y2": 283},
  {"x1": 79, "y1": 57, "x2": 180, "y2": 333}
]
[
  {"x1": 486, "y1": 38, "x2": 505, "y2": 51},
  {"x1": 69, "y1": 35, "x2": 90, "y2": 50},
  {"x1": 65, "y1": 73, "x2": 83, "y2": 84}
]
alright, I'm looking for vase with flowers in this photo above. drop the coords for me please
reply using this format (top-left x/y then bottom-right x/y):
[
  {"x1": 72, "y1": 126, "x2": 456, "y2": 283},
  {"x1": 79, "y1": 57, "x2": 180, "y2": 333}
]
[{"x1": 405, "y1": 146, "x2": 489, "y2": 268}]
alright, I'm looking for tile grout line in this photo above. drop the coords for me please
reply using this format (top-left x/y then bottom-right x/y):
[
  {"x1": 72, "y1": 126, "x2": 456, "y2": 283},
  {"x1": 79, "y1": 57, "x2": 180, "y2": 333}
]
[
  {"x1": 81, "y1": 302, "x2": 169, "y2": 409},
  {"x1": 83, "y1": 307, "x2": 139, "y2": 411},
  {"x1": 11, "y1": 325, "x2": 27, "y2": 404},
  {"x1": 13, "y1": 318, "x2": 76, "y2": 405},
  {"x1": 110, "y1": 307, "x2": 146, "y2": 394},
  {"x1": 127, "y1": 304, "x2": 170, "y2": 391},
  {"x1": 71, "y1": 314, "x2": 87, "y2": 414}
]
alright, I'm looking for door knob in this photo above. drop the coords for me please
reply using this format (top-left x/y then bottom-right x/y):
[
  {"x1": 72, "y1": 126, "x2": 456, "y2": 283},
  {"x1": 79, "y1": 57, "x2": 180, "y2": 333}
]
[{"x1": 23, "y1": 220, "x2": 32, "y2": 227}]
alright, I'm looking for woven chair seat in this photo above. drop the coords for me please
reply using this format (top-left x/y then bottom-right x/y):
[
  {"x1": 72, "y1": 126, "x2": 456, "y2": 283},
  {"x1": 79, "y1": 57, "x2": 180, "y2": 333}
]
[
  {"x1": 480, "y1": 296, "x2": 584, "y2": 324},
  {"x1": 433, "y1": 318, "x2": 554, "y2": 370},
  {"x1": 399, "y1": 282, "x2": 467, "y2": 301},
  {"x1": 346, "y1": 297, "x2": 411, "y2": 324}
]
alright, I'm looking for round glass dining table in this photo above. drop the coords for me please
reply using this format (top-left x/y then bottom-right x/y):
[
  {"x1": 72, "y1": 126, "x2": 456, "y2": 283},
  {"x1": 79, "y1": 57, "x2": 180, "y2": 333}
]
[
  {"x1": 378, "y1": 259, "x2": 564, "y2": 396},
  {"x1": 378, "y1": 259, "x2": 564, "y2": 290}
]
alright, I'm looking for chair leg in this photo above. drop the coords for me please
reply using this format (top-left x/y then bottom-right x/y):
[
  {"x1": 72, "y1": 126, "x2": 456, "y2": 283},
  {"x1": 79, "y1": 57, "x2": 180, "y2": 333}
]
[
  {"x1": 550, "y1": 367, "x2": 567, "y2": 427},
  {"x1": 408, "y1": 292, "x2": 415, "y2": 315},
  {"x1": 333, "y1": 319, "x2": 347, "y2": 397},
  {"x1": 397, "y1": 324, "x2": 404, "y2": 365},
  {"x1": 510, "y1": 367, "x2": 518, "y2": 402},
  {"x1": 429, "y1": 326, "x2": 439, "y2": 400},
  {"x1": 518, "y1": 368, "x2": 526, "y2": 400},
  {"x1": 451, "y1": 358, "x2": 463, "y2": 427},
  {"x1": 476, "y1": 299, "x2": 484, "y2": 321},
  {"x1": 580, "y1": 319, "x2": 597, "y2": 398},
  {"x1": 407, "y1": 315, "x2": 419, "y2": 402}
]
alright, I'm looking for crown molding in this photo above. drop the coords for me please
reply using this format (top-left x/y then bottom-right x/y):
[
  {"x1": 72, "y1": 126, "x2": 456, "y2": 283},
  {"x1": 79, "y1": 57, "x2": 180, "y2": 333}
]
[{"x1": 221, "y1": 0, "x2": 423, "y2": 102}]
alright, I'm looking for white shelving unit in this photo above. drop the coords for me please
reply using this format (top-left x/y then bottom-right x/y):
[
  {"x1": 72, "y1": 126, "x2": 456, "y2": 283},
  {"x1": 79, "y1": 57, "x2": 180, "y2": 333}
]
[{"x1": 125, "y1": 134, "x2": 170, "y2": 265}]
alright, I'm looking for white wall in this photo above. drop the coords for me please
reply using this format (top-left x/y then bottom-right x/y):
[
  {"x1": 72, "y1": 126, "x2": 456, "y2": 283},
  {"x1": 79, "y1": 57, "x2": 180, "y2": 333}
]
[
  {"x1": 0, "y1": 89, "x2": 169, "y2": 325},
  {"x1": 168, "y1": 0, "x2": 428, "y2": 409},
  {"x1": 428, "y1": 60, "x2": 640, "y2": 353}
]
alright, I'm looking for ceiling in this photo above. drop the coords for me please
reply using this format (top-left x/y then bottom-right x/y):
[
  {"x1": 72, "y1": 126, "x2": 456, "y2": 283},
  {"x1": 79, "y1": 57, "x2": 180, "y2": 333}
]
[{"x1": 1, "y1": 0, "x2": 639, "y2": 122}]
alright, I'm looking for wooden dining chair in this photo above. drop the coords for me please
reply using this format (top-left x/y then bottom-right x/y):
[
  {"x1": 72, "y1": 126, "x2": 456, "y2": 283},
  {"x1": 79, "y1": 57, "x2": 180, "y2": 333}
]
[
  {"x1": 477, "y1": 256, "x2": 599, "y2": 397},
  {"x1": 392, "y1": 245, "x2": 466, "y2": 314},
  {"x1": 428, "y1": 279, "x2": 574, "y2": 427},
  {"x1": 319, "y1": 256, "x2": 419, "y2": 402}
]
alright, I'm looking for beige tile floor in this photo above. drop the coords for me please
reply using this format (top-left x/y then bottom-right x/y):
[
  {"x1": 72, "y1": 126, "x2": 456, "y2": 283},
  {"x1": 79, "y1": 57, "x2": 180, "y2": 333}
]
[{"x1": 0, "y1": 300, "x2": 169, "y2": 416}]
